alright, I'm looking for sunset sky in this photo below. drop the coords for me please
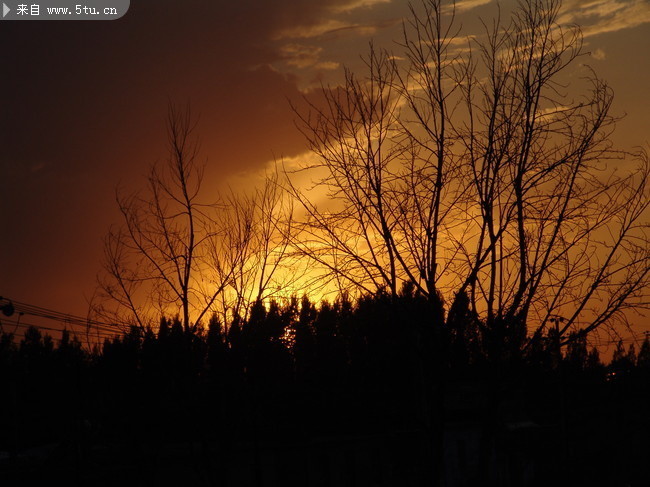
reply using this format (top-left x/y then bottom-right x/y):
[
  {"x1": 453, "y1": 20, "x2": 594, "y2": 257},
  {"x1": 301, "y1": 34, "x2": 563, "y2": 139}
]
[{"x1": 1, "y1": 0, "x2": 649, "y2": 337}]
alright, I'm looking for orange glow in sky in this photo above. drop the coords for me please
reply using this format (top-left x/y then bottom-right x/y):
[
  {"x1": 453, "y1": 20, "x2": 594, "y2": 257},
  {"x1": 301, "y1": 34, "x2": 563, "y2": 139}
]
[{"x1": 1, "y1": 0, "x2": 648, "y2": 356}]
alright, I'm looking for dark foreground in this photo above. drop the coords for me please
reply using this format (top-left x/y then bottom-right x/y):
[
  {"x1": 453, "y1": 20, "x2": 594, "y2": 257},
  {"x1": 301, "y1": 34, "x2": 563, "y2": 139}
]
[{"x1": 1, "y1": 296, "x2": 649, "y2": 486}]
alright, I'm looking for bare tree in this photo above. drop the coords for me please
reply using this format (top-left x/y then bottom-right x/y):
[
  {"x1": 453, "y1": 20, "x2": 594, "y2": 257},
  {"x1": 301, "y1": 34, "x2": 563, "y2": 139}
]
[
  {"x1": 289, "y1": 45, "x2": 405, "y2": 298},
  {"x1": 289, "y1": 6, "x2": 649, "y2": 483},
  {"x1": 447, "y1": 0, "x2": 649, "y2": 351},
  {"x1": 289, "y1": 0, "x2": 650, "y2": 350},
  {"x1": 95, "y1": 105, "x2": 301, "y2": 334},
  {"x1": 211, "y1": 171, "x2": 301, "y2": 326},
  {"x1": 95, "y1": 105, "x2": 233, "y2": 332}
]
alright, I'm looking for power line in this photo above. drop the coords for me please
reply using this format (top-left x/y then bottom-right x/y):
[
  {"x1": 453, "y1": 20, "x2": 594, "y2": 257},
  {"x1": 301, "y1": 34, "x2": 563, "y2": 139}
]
[
  {"x1": 0, "y1": 295, "x2": 125, "y2": 340},
  {"x1": 10, "y1": 298, "x2": 120, "y2": 327},
  {"x1": 0, "y1": 317, "x2": 117, "y2": 339}
]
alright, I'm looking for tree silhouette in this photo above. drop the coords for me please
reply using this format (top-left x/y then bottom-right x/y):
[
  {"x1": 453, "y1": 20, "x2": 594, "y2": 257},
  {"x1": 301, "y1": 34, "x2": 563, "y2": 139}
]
[
  {"x1": 289, "y1": 0, "x2": 649, "y2": 356},
  {"x1": 637, "y1": 335, "x2": 650, "y2": 371},
  {"x1": 565, "y1": 331, "x2": 589, "y2": 372},
  {"x1": 610, "y1": 339, "x2": 636, "y2": 378},
  {"x1": 2, "y1": 293, "x2": 649, "y2": 486},
  {"x1": 288, "y1": 5, "x2": 648, "y2": 483},
  {"x1": 213, "y1": 173, "x2": 300, "y2": 326},
  {"x1": 292, "y1": 295, "x2": 317, "y2": 384},
  {"x1": 95, "y1": 104, "x2": 234, "y2": 334}
]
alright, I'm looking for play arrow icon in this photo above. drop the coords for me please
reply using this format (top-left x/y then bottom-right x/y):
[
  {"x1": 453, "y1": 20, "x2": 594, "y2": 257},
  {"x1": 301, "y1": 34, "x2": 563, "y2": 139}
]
[{"x1": 2, "y1": 3, "x2": 9, "y2": 18}]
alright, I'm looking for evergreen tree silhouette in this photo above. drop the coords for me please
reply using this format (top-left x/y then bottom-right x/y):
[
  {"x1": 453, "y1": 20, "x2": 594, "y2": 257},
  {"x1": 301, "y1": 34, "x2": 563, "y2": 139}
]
[
  {"x1": 446, "y1": 290, "x2": 482, "y2": 370},
  {"x1": 565, "y1": 331, "x2": 589, "y2": 372},
  {"x1": 293, "y1": 295, "x2": 317, "y2": 385},
  {"x1": 206, "y1": 313, "x2": 226, "y2": 374},
  {"x1": 586, "y1": 346, "x2": 605, "y2": 378},
  {"x1": 610, "y1": 340, "x2": 635, "y2": 378},
  {"x1": 637, "y1": 335, "x2": 650, "y2": 371}
]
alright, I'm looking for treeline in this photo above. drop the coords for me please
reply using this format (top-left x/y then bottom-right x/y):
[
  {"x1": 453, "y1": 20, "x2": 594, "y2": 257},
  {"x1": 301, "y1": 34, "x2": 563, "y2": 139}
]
[{"x1": 1, "y1": 288, "x2": 649, "y2": 452}]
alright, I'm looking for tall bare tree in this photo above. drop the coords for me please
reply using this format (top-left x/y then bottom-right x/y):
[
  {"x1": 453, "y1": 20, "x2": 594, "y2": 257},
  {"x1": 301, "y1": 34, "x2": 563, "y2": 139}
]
[
  {"x1": 95, "y1": 105, "x2": 234, "y2": 332},
  {"x1": 289, "y1": 0, "x2": 650, "y2": 350}
]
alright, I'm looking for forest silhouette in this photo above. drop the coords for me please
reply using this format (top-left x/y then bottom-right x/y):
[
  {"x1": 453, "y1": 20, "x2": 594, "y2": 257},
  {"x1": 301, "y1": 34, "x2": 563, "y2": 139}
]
[{"x1": 1, "y1": 292, "x2": 649, "y2": 486}]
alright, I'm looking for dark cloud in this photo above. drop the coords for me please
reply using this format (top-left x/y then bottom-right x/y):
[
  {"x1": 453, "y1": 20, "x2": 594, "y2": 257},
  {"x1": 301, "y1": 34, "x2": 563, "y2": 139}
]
[{"x1": 0, "y1": 0, "x2": 379, "y2": 312}]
